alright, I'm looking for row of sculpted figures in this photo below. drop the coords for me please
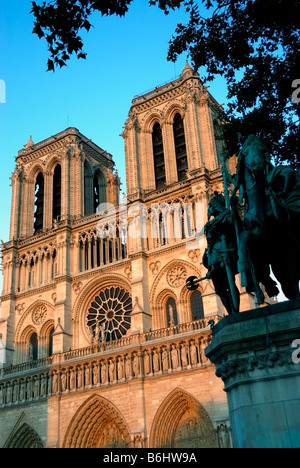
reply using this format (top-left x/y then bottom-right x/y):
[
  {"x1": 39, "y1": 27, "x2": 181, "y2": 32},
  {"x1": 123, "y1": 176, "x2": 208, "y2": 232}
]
[
  {"x1": 0, "y1": 338, "x2": 209, "y2": 406},
  {"x1": 187, "y1": 133, "x2": 300, "y2": 315}
]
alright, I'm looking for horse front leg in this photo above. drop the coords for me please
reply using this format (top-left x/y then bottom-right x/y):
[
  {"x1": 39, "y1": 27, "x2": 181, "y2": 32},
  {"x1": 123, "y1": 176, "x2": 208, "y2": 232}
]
[
  {"x1": 237, "y1": 230, "x2": 253, "y2": 287},
  {"x1": 237, "y1": 230, "x2": 265, "y2": 305}
]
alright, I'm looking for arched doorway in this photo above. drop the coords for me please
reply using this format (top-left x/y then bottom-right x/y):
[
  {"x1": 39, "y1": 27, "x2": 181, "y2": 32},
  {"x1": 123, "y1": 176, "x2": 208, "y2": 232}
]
[
  {"x1": 6, "y1": 423, "x2": 44, "y2": 448},
  {"x1": 63, "y1": 395, "x2": 132, "y2": 448},
  {"x1": 150, "y1": 388, "x2": 217, "y2": 448}
]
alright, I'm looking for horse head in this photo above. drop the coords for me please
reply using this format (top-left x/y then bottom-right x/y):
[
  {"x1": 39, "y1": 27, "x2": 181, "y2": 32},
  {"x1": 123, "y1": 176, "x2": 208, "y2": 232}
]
[{"x1": 240, "y1": 134, "x2": 271, "y2": 173}]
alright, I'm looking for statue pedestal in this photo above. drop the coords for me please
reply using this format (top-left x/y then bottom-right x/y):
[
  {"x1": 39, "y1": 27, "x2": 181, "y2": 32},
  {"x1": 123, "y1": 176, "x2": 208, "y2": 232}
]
[{"x1": 205, "y1": 298, "x2": 300, "y2": 448}]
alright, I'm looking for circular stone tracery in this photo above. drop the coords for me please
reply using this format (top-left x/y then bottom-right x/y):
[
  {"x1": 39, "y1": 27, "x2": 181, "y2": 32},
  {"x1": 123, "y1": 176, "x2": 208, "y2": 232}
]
[
  {"x1": 167, "y1": 265, "x2": 187, "y2": 288},
  {"x1": 32, "y1": 304, "x2": 47, "y2": 325},
  {"x1": 86, "y1": 287, "x2": 132, "y2": 342}
]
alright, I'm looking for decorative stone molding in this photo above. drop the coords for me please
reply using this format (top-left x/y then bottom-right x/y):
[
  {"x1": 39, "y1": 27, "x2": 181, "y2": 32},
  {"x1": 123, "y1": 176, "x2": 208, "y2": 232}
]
[
  {"x1": 149, "y1": 261, "x2": 161, "y2": 275},
  {"x1": 167, "y1": 265, "x2": 187, "y2": 288},
  {"x1": 62, "y1": 395, "x2": 132, "y2": 448},
  {"x1": 32, "y1": 304, "x2": 47, "y2": 325},
  {"x1": 72, "y1": 281, "x2": 83, "y2": 295},
  {"x1": 149, "y1": 387, "x2": 217, "y2": 448},
  {"x1": 0, "y1": 318, "x2": 218, "y2": 407},
  {"x1": 213, "y1": 346, "x2": 293, "y2": 390},
  {"x1": 15, "y1": 303, "x2": 25, "y2": 315},
  {"x1": 124, "y1": 266, "x2": 132, "y2": 280},
  {"x1": 188, "y1": 249, "x2": 201, "y2": 263},
  {"x1": 4, "y1": 423, "x2": 44, "y2": 449}
]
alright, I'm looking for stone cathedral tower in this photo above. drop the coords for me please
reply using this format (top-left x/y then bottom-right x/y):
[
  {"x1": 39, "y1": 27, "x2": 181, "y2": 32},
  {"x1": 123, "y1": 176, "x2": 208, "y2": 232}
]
[{"x1": 0, "y1": 64, "x2": 245, "y2": 448}]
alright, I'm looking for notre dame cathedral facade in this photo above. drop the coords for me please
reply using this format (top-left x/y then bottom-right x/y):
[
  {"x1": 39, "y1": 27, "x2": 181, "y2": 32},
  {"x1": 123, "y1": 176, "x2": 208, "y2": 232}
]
[{"x1": 0, "y1": 63, "x2": 256, "y2": 449}]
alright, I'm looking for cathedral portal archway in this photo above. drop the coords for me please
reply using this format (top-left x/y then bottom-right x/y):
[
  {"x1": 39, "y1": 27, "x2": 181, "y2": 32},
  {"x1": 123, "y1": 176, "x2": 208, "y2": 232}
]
[
  {"x1": 5, "y1": 423, "x2": 44, "y2": 448},
  {"x1": 149, "y1": 388, "x2": 217, "y2": 448},
  {"x1": 63, "y1": 395, "x2": 132, "y2": 448}
]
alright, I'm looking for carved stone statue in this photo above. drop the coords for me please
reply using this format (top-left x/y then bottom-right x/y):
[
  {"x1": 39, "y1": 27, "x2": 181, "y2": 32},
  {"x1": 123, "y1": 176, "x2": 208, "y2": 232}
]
[
  {"x1": 144, "y1": 351, "x2": 151, "y2": 375},
  {"x1": 162, "y1": 349, "x2": 169, "y2": 372},
  {"x1": 168, "y1": 305, "x2": 175, "y2": 327},
  {"x1": 109, "y1": 359, "x2": 115, "y2": 382},
  {"x1": 181, "y1": 344, "x2": 188, "y2": 367},
  {"x1": 133, "y1": 353, "x2": 140, "y2": 377},
  {"x1": 101, "y1": 361, "x2": 107, "y2": 384},
  {"x1": 171, "y1": 345, "x2": 179, "y2": 369},
  {"x1": 117, "y1": 357, "x2": 124, "y2": 380}
]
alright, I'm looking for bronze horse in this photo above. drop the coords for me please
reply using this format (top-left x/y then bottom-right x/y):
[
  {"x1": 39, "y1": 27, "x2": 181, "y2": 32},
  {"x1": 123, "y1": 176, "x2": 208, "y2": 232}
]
[{"x1": 231, "y1": 134, "x2": 300, "y2": 301}]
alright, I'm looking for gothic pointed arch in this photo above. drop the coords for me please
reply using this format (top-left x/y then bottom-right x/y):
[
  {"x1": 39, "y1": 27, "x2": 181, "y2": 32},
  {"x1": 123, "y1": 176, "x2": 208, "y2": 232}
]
[
  {"x1": 93, "y1": 167, "x2": 107, "y2": 211},
  {"x1": 84, "y1": 159, "x2": 94, "y2": 216},
  {"x1": 63, "y1": 395, "x2": 132, "y2": 448},
  {"x1": 173, "y1": 113, "x2": 188, "y2": 181},
  {"x1": 141, "y1": 111, "x2": 163, "y2": 134},
  {"x1": 27, "y1": 162, "x2": 45, "y2": 182},
  {"x1": 40, "y1": 319, "x2": 55, "y2": 358},
  {"x1": 15, "y1": 300, "x2": 55, "y2": 343},
  {"x1": 16, "y1": 325, "x2": 38, "y2": 362},
  {"x1": 45, "y1": 154, "x2": 61, "y2": 175},
  {"x1": 152, "y1": 121, "x2": 166, "y2": 189},
  {"x1": 14, "y1": 300, "x2": 55, "y2": 363},
  {"x1": 149, "y1": 388, "x2": 217, "y2": 448},
  {"x1": 150, "y1": 259, "x2": 202, "y2": 328},
  {"x1": 162, "y1": 102, "x2": 186, "y2": 130},
  {"x1": 5, "y1": 423, "x2": 44, "y2": 448},
  {"x1": 180, "y1": 284, "x2": 205, "y2": 323},
  {"x1": 155, "y1": 289, "x2": 178, "y2": 328}
]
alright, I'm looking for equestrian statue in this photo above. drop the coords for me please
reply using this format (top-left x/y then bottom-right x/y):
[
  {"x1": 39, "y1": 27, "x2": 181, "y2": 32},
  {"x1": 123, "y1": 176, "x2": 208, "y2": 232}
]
[{"x1": 186, "y1": 133, "x2": 300, "y2": 315}]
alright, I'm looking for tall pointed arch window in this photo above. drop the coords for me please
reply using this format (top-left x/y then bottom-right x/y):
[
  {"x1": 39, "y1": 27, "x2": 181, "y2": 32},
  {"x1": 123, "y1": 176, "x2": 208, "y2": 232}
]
[
  {"x1": 29, "y1": 333, "x2": 38, "y2": 361},
  {"x1": 173, "y1": 113, "x2": 188, "y2": 181},
  {"x1": 48, "y1": 327, "x2": 54, "y2": 357},
  {"x1": 84, "y1": 161, "x2": 93, "y2": 216},
  {"x1": 34, "y1": 172, "x2": 44, "y2": 234},
  {"x1": 93, "y1": 169, "x2": 107, "y2": 212},
  {"x1": 52, "y1": 164, "x2": 61, "y2": 223},
  {"x1": 190, "y1": 290, "x2": 204, "y2": 321},
  {"x1": 94, "y1": 172, "x2": 100, "y2": 212},
  {"x1": 152, "y1": 122, "x2": 166, "y2": 189}
]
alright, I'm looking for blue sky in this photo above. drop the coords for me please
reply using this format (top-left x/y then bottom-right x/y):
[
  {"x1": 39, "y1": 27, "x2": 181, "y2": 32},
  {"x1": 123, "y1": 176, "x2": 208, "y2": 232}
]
[
  {"x1": 0, "y1": 0, "x2": 229, "y2": 244},
  {"x1": 0, "y1": 1, "x2": 290, "y2": 303}
]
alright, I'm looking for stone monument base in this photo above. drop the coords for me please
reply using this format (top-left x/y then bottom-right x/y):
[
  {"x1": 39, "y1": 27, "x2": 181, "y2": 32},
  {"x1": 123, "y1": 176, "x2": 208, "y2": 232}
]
[{"x1": 205, "y1": 297, "x2": 300, "y2": 448}]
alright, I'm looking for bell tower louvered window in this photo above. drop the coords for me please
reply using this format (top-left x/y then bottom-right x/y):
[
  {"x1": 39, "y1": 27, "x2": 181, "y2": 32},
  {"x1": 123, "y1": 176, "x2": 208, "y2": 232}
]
[
  {"x1": 53, "y1": 164, "x2": 61, "y2": 223},
  {"x1": 173, "y1": 113, "x2": 188, "y2": 181},
  {"x1": 152, "y1": 122, "x2": 166, "y2": 189},
  {"x1": 93, "y1": 169, "x2": 107, "y2": 212},
  {"x1": 34, "y1": 172, "x2": 44, "y2": 234},
  {"x1": 94, "y1": 173, "x2": 100, "y2": 212}
]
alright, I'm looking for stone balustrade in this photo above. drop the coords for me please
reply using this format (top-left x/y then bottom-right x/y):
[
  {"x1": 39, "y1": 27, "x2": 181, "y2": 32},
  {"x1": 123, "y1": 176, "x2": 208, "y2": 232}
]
[{"x1": 0, "y1": 317, "x2": 218, "y2": 407}]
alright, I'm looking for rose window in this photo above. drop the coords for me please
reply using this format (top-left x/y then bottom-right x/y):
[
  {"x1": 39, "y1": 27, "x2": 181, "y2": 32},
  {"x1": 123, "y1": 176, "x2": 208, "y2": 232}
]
[{"x1": 87, "y1": 287, "x2": 132, "y2": 342}]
